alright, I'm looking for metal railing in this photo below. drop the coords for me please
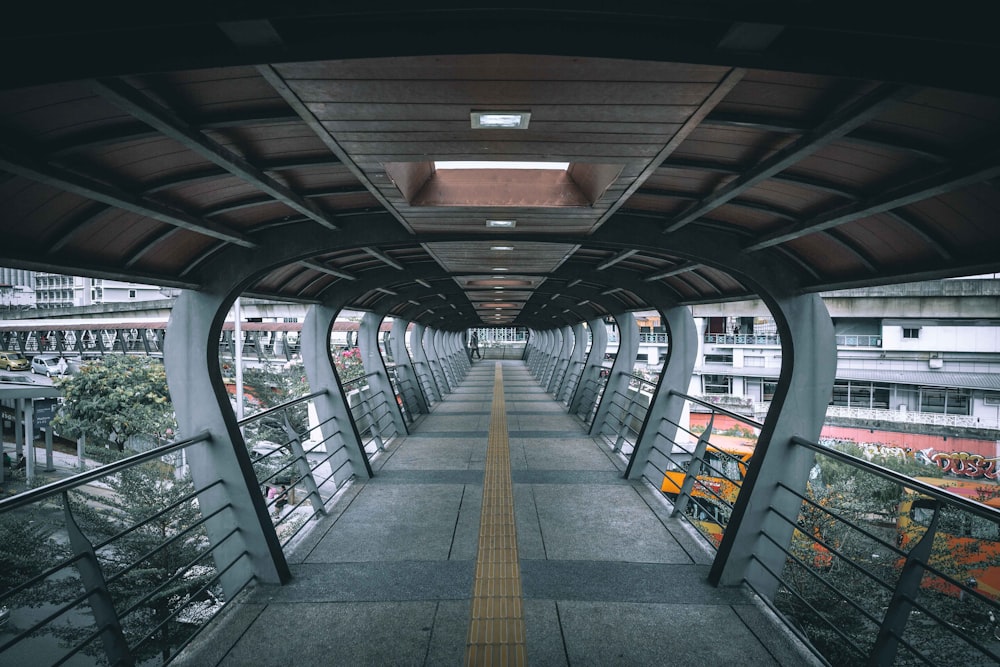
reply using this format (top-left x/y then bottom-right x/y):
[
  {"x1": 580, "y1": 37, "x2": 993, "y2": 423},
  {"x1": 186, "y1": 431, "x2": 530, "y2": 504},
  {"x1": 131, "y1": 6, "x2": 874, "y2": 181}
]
[
  {"x1": 385, "y1": 364, "x2": 422, "y2": 427},
  {"x1": 341, "y1": 373, "x2": 400, "y2": 455},
  {"x1": 637, "y1": 390, "x2": 1000, "y2": 666},
  {"x1": 594, "y1": 373, "x2": 659, "y2": 457},
  {"x1": 238, "y1": 389, "x2": 356, "y2": 543},
  {"x1": 573, "y1": 369, "x2": 611, "y2": 427},
  {"x1": 560, "y1": 360, "x2": 586, "y2": 406},
  {"x1": 0, "y1": 389, "x2": 353, "y2": 666},
  {"x1": 412, "y1": 360, "x2": 440, "y2": 407},
  {"x1": 703, "y1": 333, "x2": 883, "y2": 348}
]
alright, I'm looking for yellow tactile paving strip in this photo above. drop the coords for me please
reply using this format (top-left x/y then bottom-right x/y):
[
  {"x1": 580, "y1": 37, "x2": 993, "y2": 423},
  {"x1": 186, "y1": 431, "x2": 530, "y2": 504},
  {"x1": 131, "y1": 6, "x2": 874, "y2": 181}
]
[{"x1": 465, "y1": 363, "x2": 527, "y2": 666}]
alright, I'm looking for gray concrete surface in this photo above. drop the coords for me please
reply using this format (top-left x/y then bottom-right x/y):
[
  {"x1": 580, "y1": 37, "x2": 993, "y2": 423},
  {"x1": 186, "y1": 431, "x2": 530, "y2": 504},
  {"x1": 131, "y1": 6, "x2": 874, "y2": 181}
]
[{"x1": 176, "y1": 360, "x2": 819, "y2": 666}]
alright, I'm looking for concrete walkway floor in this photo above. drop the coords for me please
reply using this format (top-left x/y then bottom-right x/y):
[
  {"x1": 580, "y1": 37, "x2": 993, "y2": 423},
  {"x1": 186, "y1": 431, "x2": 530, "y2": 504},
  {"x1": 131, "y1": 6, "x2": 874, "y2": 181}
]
[{"x1": 178, "y1": 360, "x2": 816, "y2": 666}]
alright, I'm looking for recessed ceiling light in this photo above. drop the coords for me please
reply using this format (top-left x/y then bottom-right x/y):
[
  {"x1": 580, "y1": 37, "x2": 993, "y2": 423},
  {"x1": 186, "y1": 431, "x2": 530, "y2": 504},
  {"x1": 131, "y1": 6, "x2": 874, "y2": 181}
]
[
  {"x1": 491, "y1": 246, "x2": 514, "y2": 251},
  {"x1": 470, "y1": 110, "x2": 531, "y2": 129},
  {"x1": 492, "y1": 267, "x2": 508, "y2": 272},
  {"x1": 486, "y1": 219, "x2": 516, "y2": 228},
  {"x1": 493, "y1": 286, "x2": 504, "y2": 290},
  {"x1": 436, "y1": 160, "x2": 567, "y2": 170}
]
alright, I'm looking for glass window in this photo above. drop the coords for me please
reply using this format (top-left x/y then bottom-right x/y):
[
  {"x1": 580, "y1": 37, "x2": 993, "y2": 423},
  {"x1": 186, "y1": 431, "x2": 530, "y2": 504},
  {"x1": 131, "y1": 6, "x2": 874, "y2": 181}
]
[{"x1": 703, "y1": 375, "x2": 731, "y2": 394}]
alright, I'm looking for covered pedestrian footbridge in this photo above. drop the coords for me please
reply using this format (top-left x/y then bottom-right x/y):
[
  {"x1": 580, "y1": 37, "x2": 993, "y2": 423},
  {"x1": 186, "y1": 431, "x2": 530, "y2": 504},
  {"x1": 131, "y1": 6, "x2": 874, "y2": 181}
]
[{"x1": 1, "y1": 5, "x2": 999, "y2": 666}]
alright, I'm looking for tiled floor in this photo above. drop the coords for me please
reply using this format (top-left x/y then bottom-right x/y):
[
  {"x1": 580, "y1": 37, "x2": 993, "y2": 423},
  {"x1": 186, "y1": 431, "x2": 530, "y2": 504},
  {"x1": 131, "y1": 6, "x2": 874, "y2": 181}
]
[{"x1": 178, "y1": 359, "x2": 817, "y2": 667}]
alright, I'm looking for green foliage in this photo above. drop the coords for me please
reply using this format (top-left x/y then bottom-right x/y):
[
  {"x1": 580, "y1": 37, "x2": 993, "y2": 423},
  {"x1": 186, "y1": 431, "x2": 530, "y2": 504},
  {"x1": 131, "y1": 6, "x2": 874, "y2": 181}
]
[
  {"x1": 0, "y1": 511, "x2": 69, "y2": 606},
  {"x1": 62, "y1": 460, "x2": 219, "y2": 663},
  {"x1": 54, "y1": 356, "x2": 175, "y2": 452},
  {"x1": 777, "y1": 445, "x2": 1000, "y2": 666}
]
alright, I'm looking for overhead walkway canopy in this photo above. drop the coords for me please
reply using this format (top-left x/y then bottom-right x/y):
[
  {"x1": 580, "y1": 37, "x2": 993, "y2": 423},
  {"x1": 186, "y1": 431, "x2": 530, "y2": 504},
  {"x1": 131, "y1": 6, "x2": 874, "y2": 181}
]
[
  {"x1": 0, "y1": 5, "x2": 997, "y2": 322},
  {"x1": 2, "y1": 6, "x2": 999, "y2": 666}
]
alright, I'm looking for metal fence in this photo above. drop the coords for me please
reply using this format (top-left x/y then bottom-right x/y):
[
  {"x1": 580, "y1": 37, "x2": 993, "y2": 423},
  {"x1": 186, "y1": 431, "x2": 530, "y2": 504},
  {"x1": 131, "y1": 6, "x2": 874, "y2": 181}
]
[{"x1": 0, "y1": 389, "x2": 355, "y2": 666}]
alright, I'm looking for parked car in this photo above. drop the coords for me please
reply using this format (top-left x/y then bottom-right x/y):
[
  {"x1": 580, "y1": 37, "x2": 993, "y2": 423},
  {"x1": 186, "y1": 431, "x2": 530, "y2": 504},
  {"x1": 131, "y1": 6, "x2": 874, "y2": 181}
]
[
  {"x1": 30, "y1": 355, "x2": 67, "y2": 377},
  {"x1": 0, "y1": 352, "x2": 30, "y2": 371}
]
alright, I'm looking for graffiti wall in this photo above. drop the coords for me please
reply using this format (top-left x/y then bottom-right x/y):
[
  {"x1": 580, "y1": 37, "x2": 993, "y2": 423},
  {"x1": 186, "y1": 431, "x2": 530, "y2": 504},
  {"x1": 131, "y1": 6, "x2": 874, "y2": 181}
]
[{"x1": 688, "y1": 413, "x2": 1000, "y2": 480}]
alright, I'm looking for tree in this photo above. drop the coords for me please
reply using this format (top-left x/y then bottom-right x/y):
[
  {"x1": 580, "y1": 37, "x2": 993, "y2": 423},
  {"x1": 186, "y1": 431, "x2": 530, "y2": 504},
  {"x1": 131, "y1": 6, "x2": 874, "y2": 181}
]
[
  {"x1": 0, "y1": 511, "x2": 69, "y2": 607},
  {"x1": 776, "y1": 445, "x2": 999, "y2": 666},
  {"x1": 59, "y1": 461, "x2": 219, "y2": 664},
  {"x1": 54, "y1": 355, "x2": 175, "y2": 452}
]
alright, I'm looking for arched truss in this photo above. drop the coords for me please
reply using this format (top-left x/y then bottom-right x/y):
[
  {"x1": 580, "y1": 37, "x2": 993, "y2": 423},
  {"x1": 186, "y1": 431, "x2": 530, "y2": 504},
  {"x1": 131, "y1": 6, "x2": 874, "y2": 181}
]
[{"x1": 1, "y1": 5, "x2": 999, "y2": 332}]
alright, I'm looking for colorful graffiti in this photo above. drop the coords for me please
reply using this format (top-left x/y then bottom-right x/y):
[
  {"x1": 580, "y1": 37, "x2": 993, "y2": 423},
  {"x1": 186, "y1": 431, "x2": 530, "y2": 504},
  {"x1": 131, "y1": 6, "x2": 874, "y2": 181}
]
[{"x1": 930, "y1": 451, "x2": 1000, "y2": 480}]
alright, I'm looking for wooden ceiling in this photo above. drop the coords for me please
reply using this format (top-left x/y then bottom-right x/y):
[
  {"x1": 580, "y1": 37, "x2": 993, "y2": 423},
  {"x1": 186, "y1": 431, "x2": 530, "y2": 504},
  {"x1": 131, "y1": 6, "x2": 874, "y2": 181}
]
[{"x1": 1, "y1": 6, "x2": 998, "y2": 329}]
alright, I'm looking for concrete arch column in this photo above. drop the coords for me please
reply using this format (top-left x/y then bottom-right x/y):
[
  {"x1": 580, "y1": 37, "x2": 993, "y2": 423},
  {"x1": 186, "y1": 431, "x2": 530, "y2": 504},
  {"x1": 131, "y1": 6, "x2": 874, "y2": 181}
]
[
  {"x1": 589, "y1": 313, "x2": 640, "y2": 436},
  {"x1": 546, "y1": 325, "x2": 574, "y2": 395},
  {"x1": 624, "y1": 306, "x2": 698, "y2": 482},
  {"x1": 301, "y1": 305, "x2": 374, "y2": 482},
  {"x1": 569, "y1": 318, "x2": 609, "y2": 416},
  {"x1": 708, "y1": 293, "x2": 837, "y2": 599},
  {"x1": 522, "y1": 328, "x2": 538, "y2": 369},
  {"x1": 410, "y1": 324, "x2": 441, "y2": 403},
  {"x1": 540, "y1": 328, "x2": 563, "y2": 390},
  {"x1": 425, "y1": 327, "x2": 451, "y2": 394},
  {"x1": 390, "y1": 319, "x2": 428, "y2": 416},
  {"x1": 445, "y1": 330, "x2": 470, "y2": 382},
  {"x1": 357, "y1": 313, "x2": 407, "y2": 438},
  {"x1": 165, "y1": 290, "x2": 290, "y2": 592},
  {"x1": 559, "y1": 322, "x2": 589, "y2": 404},
  {"x1": 431, "y1": 328, "x2": 454, "y2": 392}
]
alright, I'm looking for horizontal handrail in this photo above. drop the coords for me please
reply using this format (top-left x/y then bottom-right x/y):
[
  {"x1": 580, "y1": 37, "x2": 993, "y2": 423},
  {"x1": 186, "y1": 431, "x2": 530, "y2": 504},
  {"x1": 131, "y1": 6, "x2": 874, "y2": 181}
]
[
  {"x1": 0, "y1": 431, "x2": 211, "y2": 513},
  {"x1": 792, "y1": 435, "x2": 1000, "y2": 522},
  {"x1": 236, "y1": 389, "x2": 328, "y2": 426},
  {"x1": 668, "y1": 389, "x2": 763, "y2": 429}
]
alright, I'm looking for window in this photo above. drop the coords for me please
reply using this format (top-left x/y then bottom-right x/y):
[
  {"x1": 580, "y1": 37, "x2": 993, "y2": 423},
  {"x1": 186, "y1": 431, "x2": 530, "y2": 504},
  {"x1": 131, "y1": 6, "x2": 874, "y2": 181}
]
[
  {"x1": 704, "y1": 354, "x2": 733, "y2": 365},
  {"x1": 744, "y1": 355, "x2": 765, "y2": 367},
  {"x1": 128, "y1": 289, "x2": 137, "y2": 298},
  {"x1": 703, "y1": 375, "x2": 731, "y2": 394},
  {"x1": 903, "y1": 327, "x2": 920, "y2": 339},
  {"x1": 830, "y1": 381, "x2": 890, "y2": 409},
  {"x1": 919, "y1": 387, "x2": 971, "y2": 415}
]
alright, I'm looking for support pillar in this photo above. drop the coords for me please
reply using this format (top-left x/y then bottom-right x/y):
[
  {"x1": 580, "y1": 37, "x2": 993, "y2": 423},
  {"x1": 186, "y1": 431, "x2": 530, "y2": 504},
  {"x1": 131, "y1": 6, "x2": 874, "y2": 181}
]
[
  {"x1": 358, "y1": 313, "x2": 407, "y2": 439},
  {"x1": 569, "y1": 319, "x2": 608, "y2": 416},
  {"x1": 709, "y1": 293, "x2": 836, "y2": 600},
  {"x1": 302, "y1": 305, "x2": 373, "y2": 482},
  {"x1": 411, "y1": 324, "x2": 441, "y2": 403},
  {"x1": 590, "y1": 313, "x2": 639, "y2": 437},
  {"x1": 165, "y1": 289, "x2": 290, "y2": 593},
  {"x1": 625, "y1": 306, "x2": 698, "y2": 482},
  {"x1": 391, "y1": 319, "x2": 428, "y2": 416}
]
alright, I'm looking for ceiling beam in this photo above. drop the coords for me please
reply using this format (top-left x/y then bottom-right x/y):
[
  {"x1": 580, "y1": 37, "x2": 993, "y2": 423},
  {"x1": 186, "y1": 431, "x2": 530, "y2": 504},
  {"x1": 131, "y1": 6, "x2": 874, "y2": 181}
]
[
  {"x1": 0, "y1": 141, "x2": 255, "y2": 247},
  {"x1": 257, "y1": 64, "x2": 416, "y2": 234},
  {"x1": 703, "y1": 112, "x2": 950, "y2": 164},
  {"x1": 301, "y1": 260, "x2": 357, "y2": 281},
  {"x1": 592, "y1": 67, "x2": 746, "y2": 231},
  {"x1": 661, "y1": 157, "x2": 861, "y2": 200},
  {"x1": 746, "y1": 153, "x2": 1000, "y2": 251},
  {"x1": 91, "y1": 77, "x2": 340, "y2": 231},
  {"x1": 45, "y1": 109, "x2": 302, "y2": 158},
  {"x1": 663, "y1": 83, "x2": 913, "y2": 233},
  {"x1": 362, "y1": 246, "x2": 404, "y2": 270},
  {"x1": 596, "y1": 249, "x2": 639, "y2": 270}
]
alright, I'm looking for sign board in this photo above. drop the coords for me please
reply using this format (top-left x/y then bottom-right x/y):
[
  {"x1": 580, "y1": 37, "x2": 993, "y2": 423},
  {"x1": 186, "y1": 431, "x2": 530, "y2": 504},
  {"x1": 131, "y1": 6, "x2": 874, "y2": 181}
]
[{"x1": 33, "y1": 398, "x2": 59, "y2": 430}]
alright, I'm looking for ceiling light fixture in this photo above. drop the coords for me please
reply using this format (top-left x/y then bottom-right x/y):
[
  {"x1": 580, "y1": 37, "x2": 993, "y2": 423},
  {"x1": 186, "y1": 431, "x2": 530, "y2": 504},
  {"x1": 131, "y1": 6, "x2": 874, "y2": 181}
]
[
  {"x1": 486, "y1": 219, "x2": 516, "y2": 228},
  {"x1": 436, "y1": 160, "x2": 567, "y2": 170},
  {"x1": 470, "y1": 110, "x2": 531, "y2": 129},
  {"x1": 491, "y1": 246, "x2": 514, "y2": 251},
  {"x1": 492, "y1": 267, "x2": 508, "y2": 272}
]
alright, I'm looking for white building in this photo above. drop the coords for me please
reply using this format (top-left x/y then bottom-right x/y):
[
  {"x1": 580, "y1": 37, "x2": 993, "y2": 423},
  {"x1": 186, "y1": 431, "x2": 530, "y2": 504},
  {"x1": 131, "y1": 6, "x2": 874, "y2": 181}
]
[{"x1": 34, "y1": 274, "x2": 166, "y2": 309}]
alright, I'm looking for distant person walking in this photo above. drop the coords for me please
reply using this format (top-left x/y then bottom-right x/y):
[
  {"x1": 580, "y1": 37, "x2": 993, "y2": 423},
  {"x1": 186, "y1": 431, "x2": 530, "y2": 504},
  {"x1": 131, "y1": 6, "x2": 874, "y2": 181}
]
[{"x1": 469, "y1": 331, "x2": 481, "y2": 359}]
